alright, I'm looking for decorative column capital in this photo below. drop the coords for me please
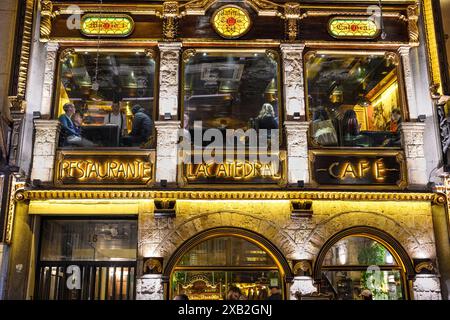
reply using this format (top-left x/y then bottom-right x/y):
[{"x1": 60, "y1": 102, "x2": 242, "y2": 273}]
[
  {"x1": 397, "y1": 45, "x2": 411, "y2": 57},
  {"x1": 158, "y1": 42, "x2": 182, "y2": 51},
  {"x1": 45, "y1": 41, "x2": 60, "y2": 52},
  {"x1": 154, "y1": 120, "x2": 181, "y2": 130},
  {"x1": 280, "y1": 43, "x2": 306, "y2": 53},
  {"x1": 284, "y1": 121, "x2": 310, "y2": 131},
  {"x1": 399, "y1": 121, "x2": 426, "y2": 133}
]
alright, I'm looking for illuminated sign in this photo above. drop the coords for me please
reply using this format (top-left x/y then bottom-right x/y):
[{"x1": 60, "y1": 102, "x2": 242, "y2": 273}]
[
  {"x1": 328, "y1": 17, "x2": 380, "y2": 39},
  {"x1": 211, "y1": 5, "x2": 251, "y2": 39},
  {"x1": 182, "y1": 153, "x2": 286, "y2": 185},
  {"x1": 81, "y1": 14, "x2": 134, "y2": 37},
  {"x1": 55, "y1": 151, "x2": 154, "y2": 187},
  {"x1": 310, "y1": 151, "x2": 406, "y2": 188}
]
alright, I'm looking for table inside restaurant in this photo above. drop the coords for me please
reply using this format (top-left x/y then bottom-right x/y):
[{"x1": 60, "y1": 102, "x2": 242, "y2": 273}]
[{"x1": 81, "y1": 124, "x2": 120, "y2": 147}]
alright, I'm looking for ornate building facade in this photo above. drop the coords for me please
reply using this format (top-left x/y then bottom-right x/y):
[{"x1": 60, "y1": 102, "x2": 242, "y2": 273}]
[{"x1": 1, "y1": 0, "x2": 450, "y2": 300}]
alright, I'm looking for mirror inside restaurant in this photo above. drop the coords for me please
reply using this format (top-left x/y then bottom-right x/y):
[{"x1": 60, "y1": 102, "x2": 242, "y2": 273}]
[{"x1": 306, "y1": 52, "x2": 403, "y2": 148}]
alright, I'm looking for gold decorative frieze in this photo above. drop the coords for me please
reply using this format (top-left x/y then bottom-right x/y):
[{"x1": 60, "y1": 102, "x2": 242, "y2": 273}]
[{"x1": 22, "y1": 189, "x2": 442, "y2": 204}]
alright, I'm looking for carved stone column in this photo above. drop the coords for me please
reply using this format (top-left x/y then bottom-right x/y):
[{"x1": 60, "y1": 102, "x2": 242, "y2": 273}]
[
  {"x1": 40, "y1": 42, "x2": 60, "y2": 117},
  {"x1": 413, "y1": 275, "x2": 442, "y2": 300},
  {"x1": 136, "y1": 275, "x2": 164, "y2": 300},
  {"x1": 284, "y1": 121, "x2": 310, "y2": 185},
  {"x1": 31, "y1": 120, "x2": 60, "y2": 182},
  {"x1": 155, "y1": 120, "x2": 180, "y2": 184},
  {"x1": 158, "y1": 42, "x2": 182, "y2": 120},
  {"x1": 289, "y1": 276, "x2": 317, "y2": 299},
  {"x1": 400, "y1": 122, "x2": 427, "y2": 187},
  {"x1": 280, "y1": 44, "x2": 306, "y2": 119},
  {"x1": 398, "y1": 46, "x2": 419, "y2": 120}
]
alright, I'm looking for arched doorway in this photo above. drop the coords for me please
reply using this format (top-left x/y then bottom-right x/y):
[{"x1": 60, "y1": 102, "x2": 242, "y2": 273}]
[
  {"x1": 313, "y1": 226, "x2": 415, "y2": 300},
  {"x1": 164, "y1": 227, "x2": 293, "y2": 300}
]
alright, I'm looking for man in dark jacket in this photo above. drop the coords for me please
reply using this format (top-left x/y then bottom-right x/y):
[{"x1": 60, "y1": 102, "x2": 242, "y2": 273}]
[
  {"x1": 122, "y1": 105, "x2": 153, "y2": 146},
  {"x1": 266, "y1": 286, "x2": 282, "y2": 300}
]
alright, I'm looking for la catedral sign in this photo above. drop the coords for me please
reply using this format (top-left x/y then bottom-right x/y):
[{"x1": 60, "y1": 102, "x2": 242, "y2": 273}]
[
  {"x1": 310, "y1": 150, "x2": 407, "y2": 189},
  {"x1": 55, "y1": 151, "x2": 155, "y2": 187}
]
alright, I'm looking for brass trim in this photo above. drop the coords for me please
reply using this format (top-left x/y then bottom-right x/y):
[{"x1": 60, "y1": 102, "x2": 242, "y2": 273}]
[{"x1": 4, "y1": 177, "x2": 26, "y2": 244}]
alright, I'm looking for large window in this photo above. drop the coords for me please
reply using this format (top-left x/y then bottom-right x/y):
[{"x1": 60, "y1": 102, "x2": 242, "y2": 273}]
[
  {"x1": 36, "y1": 219, "x2": 137, "y2": 300},
  {"x1": 56, "y1": 50, "x2": 156, "y2": 148},
  {"x1": 172, "y1": 236, "x2": 282, "y2": 300},
  {"x1": 183, "y1": 50, "x2": 281, "y2": 147},
  {"x1": 306, "y1": 52, "x2": 404, "y2": 148},
  {"x1": 320, "y1": 236, "x2": 405, "y2": 300}
]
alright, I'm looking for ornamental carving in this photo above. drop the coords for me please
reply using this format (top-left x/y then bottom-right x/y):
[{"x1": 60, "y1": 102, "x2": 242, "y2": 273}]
[{"x1": 407, "y1": 4, "x2": 419, "y2": 43}]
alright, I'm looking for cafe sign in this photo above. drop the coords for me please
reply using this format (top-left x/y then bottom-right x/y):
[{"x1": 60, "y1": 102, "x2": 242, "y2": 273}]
[
  {"x1": 81, "y1": 14, "x2": 135, "y2": 37},
  {"x1": 55, "y1": 150, "x2": 155, "y2": 187},
  {"x1": 309, "y1": 150, "x2": 407, "y2": 189},
  {"x1": 181, "y1": 152, "x2": 286, "y2": 186},
  {"x1": 328, "y1": 17, "x2": 380, "y2": 39}
]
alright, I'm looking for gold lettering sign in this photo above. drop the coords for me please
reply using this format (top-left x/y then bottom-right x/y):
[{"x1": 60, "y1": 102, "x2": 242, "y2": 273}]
[
  {"x1": 328, "y1": 17, "x2": 380, "y2": 39},
  {"x1": 310, "y1": 150, "x2": 406, "y2": 189},
  {"x1": 81, "y1": 14, "x2": 134, "y2": 37},
  {"x1": 55, "y1": 151, "x2": 154, "y2": 187},
  {"x1": 182, "y1": 152, "x2": 286, "y2": 185}
]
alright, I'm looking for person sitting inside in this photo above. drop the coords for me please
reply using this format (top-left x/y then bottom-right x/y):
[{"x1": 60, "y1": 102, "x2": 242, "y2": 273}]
[
  {"x1": 104, "y1": 102, "x2": 127, "y2": 137},
  {"x1": 122, "y1": 105, "x2": 153, "y2": 147},
  {"x1": 266, "y1": 285, "x2": 282, "y2": 300},
  {"x1": 227, "y1": 286, "x2": 247, "y2": 300},
  {"x1": 342, "y1": 109, "x2": 361, "y2": 146},
  {"x1": 58, "y1": 103, "x2": 94, "y2": 147},
  {"x1": 382, "y1": 107, "x2": 402, "y2": 147},
  {"x1": 256, "y1": 103, "x2": 278, "y2": 130}
]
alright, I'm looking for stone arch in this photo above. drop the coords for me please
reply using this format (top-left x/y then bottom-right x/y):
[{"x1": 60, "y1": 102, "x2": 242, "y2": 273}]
[
  {"x1": 162, "y1": 226, "x2": 294, "y2": 281},
  {"x1": 154, "y1": 210, "x2": 297, "y2": 263},
  {"x1": 297, "y1": 210, "x2": 434, "y2": 260}
]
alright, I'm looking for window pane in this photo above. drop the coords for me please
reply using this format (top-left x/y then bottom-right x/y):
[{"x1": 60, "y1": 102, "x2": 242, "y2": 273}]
[
  {"x1": 306, "y1": 53, "x2": 402, "y2": 148},
  {"x1": 321, "y1": 270, "x2": 403, "y2": 300},
  {"x1": 183, "y1": 51, "x2": 280, "y2": 146},
  {"x1": 172, "y1": 270, "x2": 280, "y2": 300},
  {"x1": 57, "y1": 51, "x2": 155, "y2": 148},
  {"x1": 40, "y1": 220, "x2": 137, "y2": 261},
  {"x1": 178, "y1": 236, "x2": 276, "y2": 267},
  {"x1": 322, "y1": 236, "x2": 397, "y2": 266}
]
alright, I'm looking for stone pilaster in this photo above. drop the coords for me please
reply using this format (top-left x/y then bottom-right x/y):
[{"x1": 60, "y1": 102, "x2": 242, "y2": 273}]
[
  {"x1": 31, "y1": 120, "x2": 60, "y2": 182},
  {"x1": 398, "y1": 46, "x2": 419, "y2": 120},
  {"x1": 158, "y1": 42, "x2": 182, "y2": 119},
  {"x1": 413, "y1": 275, "x2": 442, "y2": 300},
  {"x1": 289, "y1": 276, "x2": 317, "y2": 300},
  {"x1": 7, "y1": 109, "x2": 25, "y2": 167},
  {"x1": 400, "y1": 122, "x2": 428, "y2": 187},
  {"x1": 155, "y1": 120, "x2": 180, "y2": 184},
  {"x1": 40, "y1": 42, "x2": 60, "y2": 117},
  {"x1": 280, "y1": 44, "x2": 306, "y2": 118},
  {"x1": 284, "y1": 121, "x2": 310, "y2": 185},
  {"x1": 136, "y1": 274, "x2": 164, "y2": 300}
]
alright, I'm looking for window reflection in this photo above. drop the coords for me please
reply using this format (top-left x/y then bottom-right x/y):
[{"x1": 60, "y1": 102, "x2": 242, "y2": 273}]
[
  {"x1": 320, "y1": 236, "x2": 404, "y2": 300},
  {"x1": 57, "y1": 51, "x2": 155, "y2": 148},
  {"x1": 40, "y1": 219, "x2": 137, "y2": 261},
  {"x1": 183, "y1": 51, "x2": 280, "y2": 146},
  {"x1": 306, "y1": 53, "x2": 403, "y2": 148}
]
